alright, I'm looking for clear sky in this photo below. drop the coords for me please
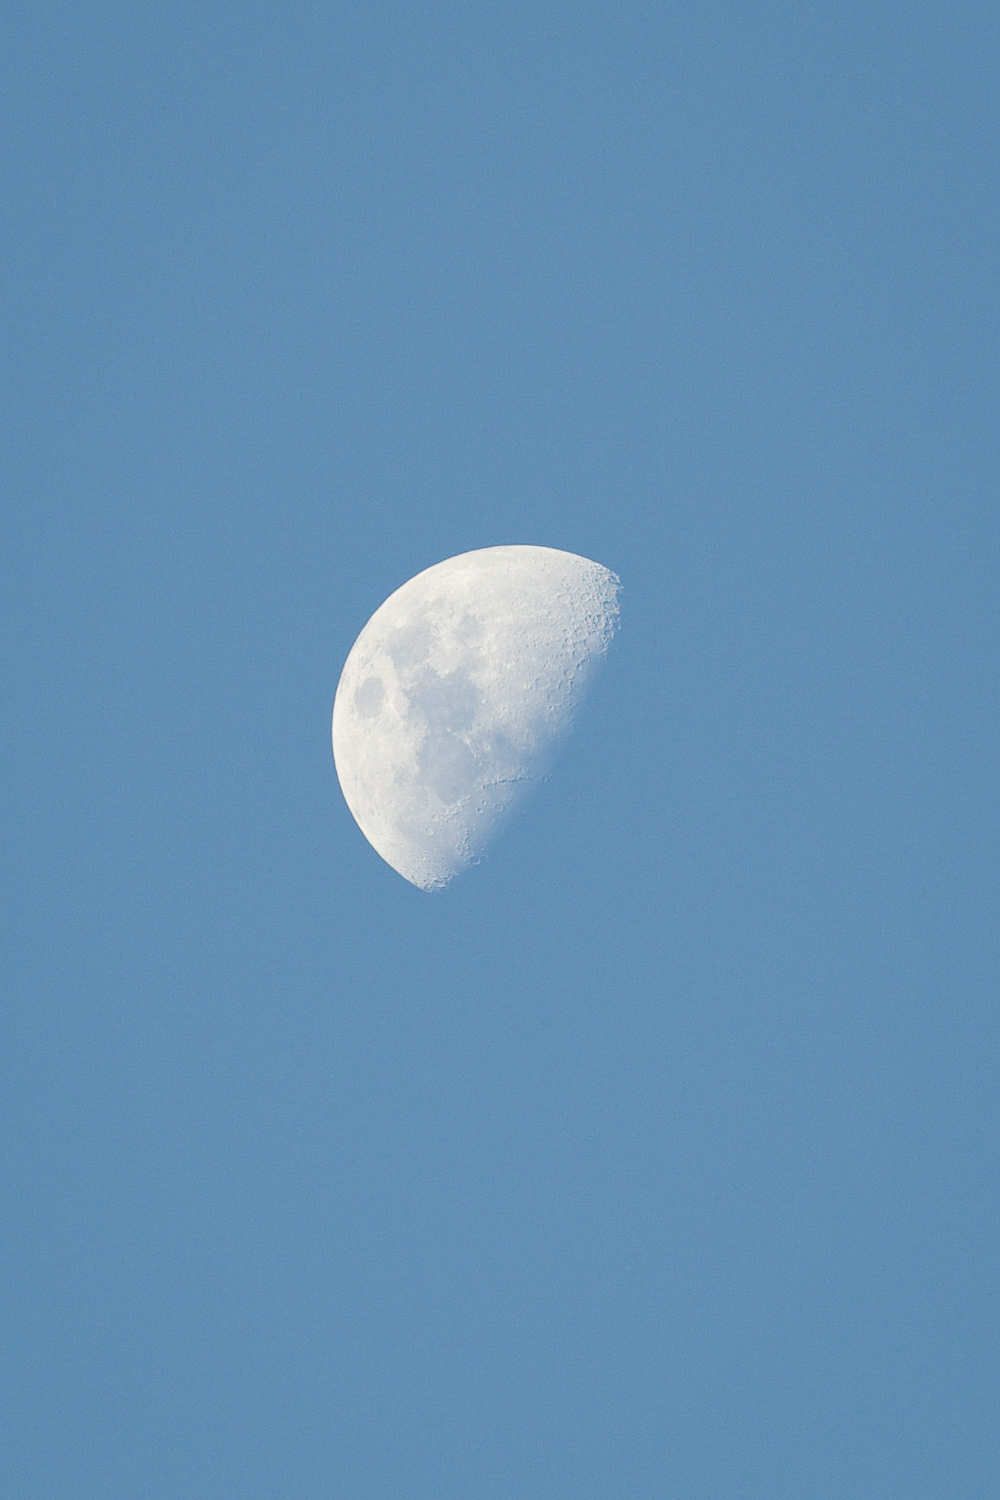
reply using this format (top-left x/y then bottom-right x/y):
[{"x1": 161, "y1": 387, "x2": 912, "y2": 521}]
[{"x1": 2, "y1": 3, "x2": 997, "y2": 1496}]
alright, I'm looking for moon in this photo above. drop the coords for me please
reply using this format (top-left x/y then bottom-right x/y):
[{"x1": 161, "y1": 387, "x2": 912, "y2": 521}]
[{"x1": 332, "y1": 545, "x2": 620, "y2": 890}]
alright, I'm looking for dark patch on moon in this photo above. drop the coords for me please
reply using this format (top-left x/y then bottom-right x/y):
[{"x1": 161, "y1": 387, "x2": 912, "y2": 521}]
[
  {"x1": 417, "y1": 733, "x2": 479, "y2": 803},
  {"x1": 405, "y1": 667, "x2": 478, "y2": 732},
  {"x1": 354, "y1": 676, "x2": 385, "y2": 718},
  {"x1": 387, "y1": 622, "x2": 435, "y2": 669}
]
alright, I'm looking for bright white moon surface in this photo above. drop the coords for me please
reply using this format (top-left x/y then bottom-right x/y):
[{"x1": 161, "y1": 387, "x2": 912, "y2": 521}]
[{"x1": 332, "y1": 545, "x2": 620, "y2": 890}]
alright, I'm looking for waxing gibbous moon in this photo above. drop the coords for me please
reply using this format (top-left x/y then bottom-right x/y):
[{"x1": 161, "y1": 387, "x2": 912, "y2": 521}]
[{"x1": 332, "y1": 545, "x2": 620, "y2": 890}]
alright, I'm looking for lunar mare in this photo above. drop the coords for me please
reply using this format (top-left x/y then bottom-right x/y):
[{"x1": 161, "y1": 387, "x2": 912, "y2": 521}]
[{"x1": 332, "y1": 545, "x2": 620, "y2": 890}]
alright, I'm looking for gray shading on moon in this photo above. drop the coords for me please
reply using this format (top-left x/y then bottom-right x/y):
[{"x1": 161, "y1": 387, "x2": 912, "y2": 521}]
[{"x1": 332, "y1": 545, "x2": 621, "y2": 890}]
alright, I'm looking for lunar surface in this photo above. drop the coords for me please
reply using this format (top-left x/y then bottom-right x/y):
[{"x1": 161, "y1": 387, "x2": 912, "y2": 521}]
[{"x1": 332, "y1": 545, "x2": 620, "y2": 890}]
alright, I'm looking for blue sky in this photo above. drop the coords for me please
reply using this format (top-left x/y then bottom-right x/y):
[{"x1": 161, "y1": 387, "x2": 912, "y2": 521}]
[{"x1": 3, "y1": 3, "x2": 998, "y2": 1496}]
